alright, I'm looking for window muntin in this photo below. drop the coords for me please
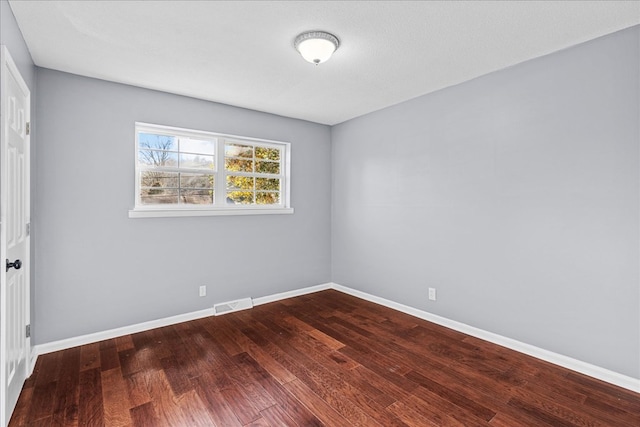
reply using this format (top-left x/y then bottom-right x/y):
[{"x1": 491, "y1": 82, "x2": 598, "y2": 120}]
[{"x1": 133, "y1": 123, "x2": 291, "y2": 216}]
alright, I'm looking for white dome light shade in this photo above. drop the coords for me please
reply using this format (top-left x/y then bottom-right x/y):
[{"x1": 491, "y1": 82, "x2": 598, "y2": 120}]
[{"x1": 294, "y1": 31, "x2": 339, "y2": 65}]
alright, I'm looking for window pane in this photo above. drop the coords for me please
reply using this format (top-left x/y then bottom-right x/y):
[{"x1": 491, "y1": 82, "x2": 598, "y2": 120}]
[
  {"x1": 140, "y1": 188, "x2": 179, "y2": 205},
  {"x1": 227, "y1": 191, "x2": 254, "y2": 205},
  {"x1": 180, "y1": 173, "x2": 213, "y2": 189},
  {"x1": 179, "y1": 137, "x2": 215, "y2": 155},
  {"x1": 225, "y1": 144, "x2": 253, "y2": 158},
  {"x1": 256, "y1": 160, "x2": 280, "y2": 174},
  {"x1": 255, "y1": 147, "x2": 280, "y2": 161},
  {"x1": 257, "y1": 192, "x2": 280, "y2": 205},
  {"x1": 180, "y1": 189, "x2": 214, "y2": 205},
  {"x1": 140, "y1": 171, "x2": 178, "y2": 188},
  {"x1": 139, "y1": 133, "x2": 177, "y2": 151},
  {"x1": 226, "y1": 175, "x2": 254, "y2": 190},
  {"x1": 256, "y1": 178, "x2": 279, "y2": 191},
  {"x1": 180, "y1": 153, "x2": 214, "y2": 169},
  {"x1": 138, "y1": 150, "x2": 178, "y2": 167},
  {"x1": 225, "y1": 158, "x2": 254, "y2": 172}
]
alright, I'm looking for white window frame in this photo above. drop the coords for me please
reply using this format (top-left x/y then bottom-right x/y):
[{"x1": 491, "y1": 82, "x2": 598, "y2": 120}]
[{"x1": 129, "y1": 122, "x2": 293, "y2": 218}]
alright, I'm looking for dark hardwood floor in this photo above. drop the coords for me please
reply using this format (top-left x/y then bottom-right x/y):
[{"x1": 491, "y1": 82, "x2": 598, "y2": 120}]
[{"x1": 9, "y1": 290, "x2": 640, "y2": 426}]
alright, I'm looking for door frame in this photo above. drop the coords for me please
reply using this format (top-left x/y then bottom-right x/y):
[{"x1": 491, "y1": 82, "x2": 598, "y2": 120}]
[{"x1": 0, "y1": 44, "x2": 31, "y2": 426}]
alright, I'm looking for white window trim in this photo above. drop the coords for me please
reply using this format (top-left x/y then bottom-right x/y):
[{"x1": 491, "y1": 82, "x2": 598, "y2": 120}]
[{"x1": 129, "y1": 122, "x2": 293, "y2": 218}]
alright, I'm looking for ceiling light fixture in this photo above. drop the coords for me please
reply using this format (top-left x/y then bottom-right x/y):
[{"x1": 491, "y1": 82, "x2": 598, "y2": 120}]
[{"x1": 294, "y1": 31, "x2": 340, "y2": 65}]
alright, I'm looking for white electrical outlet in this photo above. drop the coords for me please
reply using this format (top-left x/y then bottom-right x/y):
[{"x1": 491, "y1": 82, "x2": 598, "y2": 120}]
[
  {"x1": 199, "y1": 285, "x2": 207, "y2": 297},
  {"x1": 428, "y1": 287, "x2": 436, "y2": 301}
]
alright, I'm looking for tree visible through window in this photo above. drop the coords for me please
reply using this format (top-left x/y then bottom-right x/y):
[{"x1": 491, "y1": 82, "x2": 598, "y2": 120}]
[
  {"x1": 133, "y1": 123, "x2": 291, "y2": 215},
  {"x1": 138, "y1": 133, "x2": 215, "y2": 205},
  {"x1": 225, "y1": 143, "x2": 281, "y2": 205}
]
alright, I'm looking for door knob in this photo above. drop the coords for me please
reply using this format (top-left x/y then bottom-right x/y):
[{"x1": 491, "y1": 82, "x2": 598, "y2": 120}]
[{"x1": 6, "y1": 259, "x2": 22, "y2": 272}]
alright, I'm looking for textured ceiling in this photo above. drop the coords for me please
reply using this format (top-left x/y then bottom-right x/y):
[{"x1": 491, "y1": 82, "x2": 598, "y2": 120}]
[{"x1": 8, "y1": 0, "x2": 640, "y2": 125}]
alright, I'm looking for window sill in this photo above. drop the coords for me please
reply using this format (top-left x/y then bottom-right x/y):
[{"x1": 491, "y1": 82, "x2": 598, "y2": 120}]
[{"x1": 129, "y1": 207, "x2": 294, "y2": 218}]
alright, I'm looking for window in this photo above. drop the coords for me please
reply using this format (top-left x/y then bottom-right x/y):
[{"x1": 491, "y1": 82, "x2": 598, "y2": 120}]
[{"x1": 130, "y1": 123, "x2": 292, "y2": 218}]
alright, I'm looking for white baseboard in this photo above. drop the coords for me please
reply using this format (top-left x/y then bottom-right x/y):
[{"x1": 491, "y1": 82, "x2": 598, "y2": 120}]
[
  {"x1": 28, "y1": 346, "x2": 37, "y2": 376},
  {"x1": 34, "y1": 307, "x2": 215, "y2": 357},
  {"x1": 252, "y1": 283, "x2": 331, "y2": 306},
  {"x1": 32, "y1": 283, "x2": 331, "y2": 359},
  {"x1": 32, "y1": 281, "x2": 639, "y2": 393},
  {"x1": 330, "y1": 282, "x2": 640, "y2": 393}
]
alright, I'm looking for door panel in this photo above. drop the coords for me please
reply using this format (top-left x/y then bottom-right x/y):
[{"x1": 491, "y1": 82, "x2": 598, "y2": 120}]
[{"x1": 1, "y1": 45, "x2": 30, "y2": 427}]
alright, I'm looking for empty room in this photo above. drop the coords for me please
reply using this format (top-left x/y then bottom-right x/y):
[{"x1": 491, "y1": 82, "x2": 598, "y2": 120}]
[{"x1": 0, "y1": 0, "x2": 639, "y2": 425}]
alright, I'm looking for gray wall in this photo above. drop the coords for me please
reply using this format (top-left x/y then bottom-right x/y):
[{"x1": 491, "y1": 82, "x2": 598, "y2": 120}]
[
  {"x1": 1, "y1": 0, "x2": 37, "y2": 343},
  {"x1": 332, "y1": 26, "x2": 640, "y2": 378},
  {"x1": 35, "y1": 69, "x2": 331, "y2": 343},
  {"x1": 1, "y1": 0, "x2": 34, "y2": 86}
]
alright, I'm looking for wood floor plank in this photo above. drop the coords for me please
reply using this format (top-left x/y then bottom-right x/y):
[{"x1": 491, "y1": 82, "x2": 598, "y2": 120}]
[
  {"x1": 235, "y1": 317, "x2": 322, "y2": 389},
  {"x1": 333, "y1": 310, "x2": 522, "y2": 393},
  {"x1": 9, "y1": 290, "x2": 640, "y2": 427},
  {"x1": 244, "y1": 417, "x2": 271, "y2": 427},
  {"x1": 283, "y1": 379, "x2": 349, "y2": 426},
  {"x1": 230, "y1": 351, "x2": 323, "y2": 427},
  {"x1": 567, "y1": 371, "x2": 640, "y2": 415},
  {"x1": 264, "y1": 325, "x2": 393, "y2": 417},
  {"x1": 159, "y1": 354, "x2": 193, "y2": 396},
  {"x1": 410, "y1": 351, "x2": 515, "y2": 407},
  {"x1": 170, "y1": 322, "x2": 225, "y2": 383},
  {"x1": 77, "y1": 368, "x2": 104, "y2": 427},
  {"x1": 174, "y1": 389, "x2": 218, "y2": 426},
  {"x1": 51, "y1": 347, "x2": 81, "y2": 426},
  {"x1": 251, "y1": 313, "x2": 384, "y2": 425},
  {"x1": 273, "y1": 314, "x2": 361, "y2": 372},
  {"x1": 24, "y1": 379, "x2": 56, "y2": 424},
  {"x1": 488, "y1": 410, "x2": 558, "y2": 427},
  {"x1": 394, "y1": 394, "x2": 474, "y2": 427},
  {"x1": 405, "y1": 370, "x2": 496, "y2": 421},
  {"x1": 201, "y1": 327, "x2": 284, "y2": 415},
  {"x1": 98, "y1": 340, "x2": 120, "y2": 372},
  {"x1": 117, "y1": 351, "x2": 139, "y2": 379},
  {"x1": 220, "y1": 385, "x2": 263, "y2": 425},
  {"x1": 506, "y1": 397, "x2": 581, "y2": 427},
  {"x1": 409, "y1": 379, "x2": 494, "y2": 426},
  {"x1": 339, "y1": 345, "x2": 420, "y2": 393},
  {"x1": 358, "y1": 398, "x2": 413, "y2": 427},
  {"x1": 198, "y1": 316, "x2": 245, "y2": 357},
  {"x1": 26, "y1": 415, "x2": 54, "y2": 427},
  {"x1": 115, "y1": 335, "x2": 135, "y2": 353},
  {"x1": 125, "y1": 370, "x2": 153, "y2": 409},
  {"x1": 144, "y1": 368, "x2": 190, "y2": 426},
  {"x1": 305, "y1": 327, "x2": 345, "y2": 350},
  {"x1": 259, "y1": 403, "x2": 300, "y2": 427},
  {"x1": 512, "y1": 380, "x2": 637, "y2": 426},
  {"x1": 100, "y1": 367, "x2": 132, "y2": 427},
  {"x1": 157, "y1": 325, "x2": 201, "y2": 381},
  {"x1": 347, "y1": 364, "x2": 410, "y2": 406},
  {"x1": 240, "y1": 338, "x2": 298, "y2": 385},
  {"x1": 192, "y1": 374, "x2": 242, "y2": 427},
  {"x1": 141, "y1": 328, "x2": 173, "y2": 361},
  {"x1": 229, "y1": 354, "x2": 277, "y2": 411},
  {"x1": 387, "y1": 397, "x2": 441, "y2": 427},
  {"x1": 33, "y1": 350, "x2": 63, "y2": 387},
  {"x1": 508, "y1": 390, "x2": 609, "y2": 427},
  {"x1": 79, "y1": 343, "x2": 101, "y2": 372},
  {"x1": 518, "y1": 369, "x2": 587, "y2": 404},
  {"x1": 129, "y1": 401, "x2": 162, "y2": 427}
]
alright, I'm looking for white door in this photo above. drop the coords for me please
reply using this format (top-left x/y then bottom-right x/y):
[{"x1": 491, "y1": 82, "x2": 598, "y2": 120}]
[{"x1": 0, "y1": 46, "x2": 31, "y2": 427}]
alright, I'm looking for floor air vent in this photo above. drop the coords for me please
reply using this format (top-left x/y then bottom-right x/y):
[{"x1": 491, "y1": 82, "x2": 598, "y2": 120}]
[{"x1": 213, "y1": 297, "x2": 253, "y2": 316}]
